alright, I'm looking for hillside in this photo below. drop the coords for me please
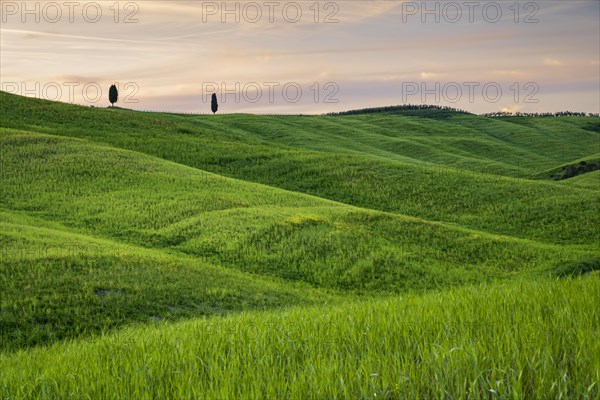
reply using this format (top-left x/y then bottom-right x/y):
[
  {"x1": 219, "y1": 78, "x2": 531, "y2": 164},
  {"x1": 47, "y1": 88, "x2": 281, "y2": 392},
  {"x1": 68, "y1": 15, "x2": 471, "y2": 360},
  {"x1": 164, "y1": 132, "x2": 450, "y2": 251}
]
[
  {"x1": 0, "y1": 92, "x2": 598, "y2": 398},
  {"x1": 2, "y1": 277, "x2": 598, "y2": 399},
  {"x1": 1, "y1": 92, "x2": 599, "y2": 245}
]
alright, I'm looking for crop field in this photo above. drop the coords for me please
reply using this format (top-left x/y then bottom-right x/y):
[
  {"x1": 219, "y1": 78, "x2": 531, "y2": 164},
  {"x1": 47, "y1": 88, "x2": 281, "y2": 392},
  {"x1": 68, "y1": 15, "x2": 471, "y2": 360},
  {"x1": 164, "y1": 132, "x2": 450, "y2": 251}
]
[{"x1": 0, "y1": 91, "x2": 599, "y2": 398}]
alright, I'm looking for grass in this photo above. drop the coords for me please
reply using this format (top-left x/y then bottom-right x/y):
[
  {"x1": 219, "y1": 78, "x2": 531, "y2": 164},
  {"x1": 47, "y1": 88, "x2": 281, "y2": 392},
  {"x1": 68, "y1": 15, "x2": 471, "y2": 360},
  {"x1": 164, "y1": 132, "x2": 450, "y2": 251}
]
[
  {"x1": 0, "y1": 210, "x2": 343, "y2": 351},
  {"x1": 0, "y1": 91, "x2": 599, "y2": 398},
  {"x1": 1, "y1": 277, "x2": 598, "y2": 399},
  {"x1": 2, "y1": 91, "x2": 597, "y2": 245},
  {"x1": 1, "y1": 125, "x2": 596, "y2": 351},
  {"x1": 559, "y1": 170, "x2": 600, "y2": 189}
]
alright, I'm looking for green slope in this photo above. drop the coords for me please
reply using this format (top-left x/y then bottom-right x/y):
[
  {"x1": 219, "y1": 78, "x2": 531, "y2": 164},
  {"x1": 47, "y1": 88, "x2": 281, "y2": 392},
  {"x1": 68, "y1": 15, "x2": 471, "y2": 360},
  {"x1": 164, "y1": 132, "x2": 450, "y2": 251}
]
[
  {"x1": 559, "y1": 170, "x2": 600, "y2": 189},
  {"x1": 2, "y1": 277, "x2": 598, "y2": 399},
  {"x1": 1, "y1": 125, "x2": 596, "y2": 351},
  {"x1": 1, "y1": 92, "x2": 598, "y2": 245},
  {"x1": 181, "y1": 112, "x2": 599, "y2": 176},
  {"x1": 0, "y1": 210, "x2": 338, "y2": 351},
  {"x1": 3, "y1": 91, "x2": 598, "y2": 177}
]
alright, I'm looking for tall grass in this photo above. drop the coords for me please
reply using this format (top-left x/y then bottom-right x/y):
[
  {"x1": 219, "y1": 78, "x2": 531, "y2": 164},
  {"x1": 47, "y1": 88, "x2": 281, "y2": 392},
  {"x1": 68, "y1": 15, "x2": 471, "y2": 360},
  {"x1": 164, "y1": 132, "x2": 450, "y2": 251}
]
[{"x1": 1, "y1": 277, "x2": 598, "y2": 399}]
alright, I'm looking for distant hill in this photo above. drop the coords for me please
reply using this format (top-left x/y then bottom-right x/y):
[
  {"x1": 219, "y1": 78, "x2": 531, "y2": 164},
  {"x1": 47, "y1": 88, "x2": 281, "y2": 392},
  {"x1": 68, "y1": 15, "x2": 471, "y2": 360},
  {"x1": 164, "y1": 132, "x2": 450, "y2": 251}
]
[{"x1": 326, "y1": 104, "x2": 471, "y2": 119}]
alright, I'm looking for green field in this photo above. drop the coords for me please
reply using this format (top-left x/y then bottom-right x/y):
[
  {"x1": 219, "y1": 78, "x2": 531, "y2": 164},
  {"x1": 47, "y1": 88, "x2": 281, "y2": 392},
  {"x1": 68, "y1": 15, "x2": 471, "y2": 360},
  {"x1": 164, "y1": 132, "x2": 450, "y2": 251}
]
[{"x1": 1, "y1": 91, "x2": 599, "y2": 398}]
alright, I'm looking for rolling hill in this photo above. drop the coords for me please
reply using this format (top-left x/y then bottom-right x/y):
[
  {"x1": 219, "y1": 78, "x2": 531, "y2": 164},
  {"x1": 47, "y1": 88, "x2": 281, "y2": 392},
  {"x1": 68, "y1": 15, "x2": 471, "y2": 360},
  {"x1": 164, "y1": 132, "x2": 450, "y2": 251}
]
[{"x1": 0, "y1": 91, "x2": 598, "y2": 398}]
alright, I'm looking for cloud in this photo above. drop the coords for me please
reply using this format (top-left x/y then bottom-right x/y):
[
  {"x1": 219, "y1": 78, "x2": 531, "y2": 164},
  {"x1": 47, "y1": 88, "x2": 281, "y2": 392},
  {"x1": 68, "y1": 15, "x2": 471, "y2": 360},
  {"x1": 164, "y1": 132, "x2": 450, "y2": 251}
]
[
  {"x1": 544, "y1": 58, "x2": 564, "y2": 67},
  {"x1": 420, "y1": 72, "x2": 445, "y2": 80},
  {"x1": 491, "y1": 70, "x2": 525, "y2": 77},
  {"x1": 1, "y1": 0, "x2": 598, "y2": 114}
]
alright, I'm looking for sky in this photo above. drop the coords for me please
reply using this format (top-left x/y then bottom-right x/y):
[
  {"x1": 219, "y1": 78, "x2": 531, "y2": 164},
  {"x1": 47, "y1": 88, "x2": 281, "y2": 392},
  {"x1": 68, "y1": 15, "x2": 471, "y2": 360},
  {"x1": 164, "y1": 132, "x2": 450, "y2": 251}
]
[{"x1": 1, "y1": 0, "x2": 599, "y2": 114}]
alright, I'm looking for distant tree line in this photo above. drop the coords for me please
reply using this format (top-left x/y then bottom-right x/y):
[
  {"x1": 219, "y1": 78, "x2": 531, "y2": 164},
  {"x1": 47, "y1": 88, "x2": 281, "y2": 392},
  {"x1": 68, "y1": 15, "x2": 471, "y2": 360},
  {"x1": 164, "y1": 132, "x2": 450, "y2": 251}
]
[
  {"x1": 326, "y1": 104, "x2": 470, "y2": 116},
  {"x1": 480, "y1": 111, "x2": 599, "y2": 118},
  {"x1": 326, "y1": 105, "x2": 599, "y2": 118}
]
